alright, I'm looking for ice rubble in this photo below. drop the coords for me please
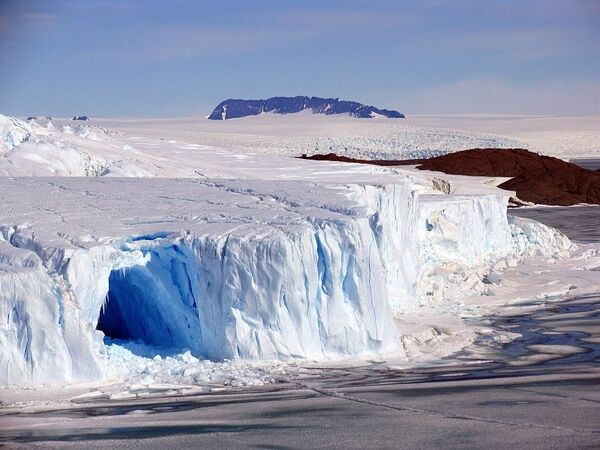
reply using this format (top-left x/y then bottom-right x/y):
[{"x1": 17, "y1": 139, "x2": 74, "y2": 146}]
[
  {"x1": 1, "y1": 114, "x2": 39, "y2": 152},
  {"x1": 0, "y1": 175, "x2": 573, "y2": 386},
  {"x1": 0, "y1": 114, "x2": 125, "y2": 177}
]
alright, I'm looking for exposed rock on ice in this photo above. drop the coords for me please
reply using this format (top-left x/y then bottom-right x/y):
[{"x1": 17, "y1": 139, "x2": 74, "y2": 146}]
[
  {"x1": 414, "y1": 148, "x2": 600, "y2": 206},
  {"x1": 301, "y1": 148, "x2": 600, "y2": 206}
]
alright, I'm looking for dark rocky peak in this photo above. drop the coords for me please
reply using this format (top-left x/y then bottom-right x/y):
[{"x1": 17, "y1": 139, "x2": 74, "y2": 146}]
[{"x1": 207, "y1": 96, "x2": 404, "y2": 120}]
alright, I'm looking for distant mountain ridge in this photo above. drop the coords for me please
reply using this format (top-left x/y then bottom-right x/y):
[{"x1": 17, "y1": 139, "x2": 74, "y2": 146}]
[{"x1": 207, "y1": 96, "x2": 405, "y2": 120}]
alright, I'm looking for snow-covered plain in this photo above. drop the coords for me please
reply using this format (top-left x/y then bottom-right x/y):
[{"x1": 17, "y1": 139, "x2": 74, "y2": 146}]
[
  {"x1": 0, "y1": 113, "x2": 597, "y2": 401},
  {"x1": 4, "y1": 113, "x2": 598, "y2": 178},
  {"x1": 90, "y1": 112, "x2": 600, "y2": 160}
]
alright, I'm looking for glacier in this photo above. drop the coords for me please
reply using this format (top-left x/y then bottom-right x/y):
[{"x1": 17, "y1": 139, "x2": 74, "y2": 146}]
[
  {"x1": 0, "y1": 175, "x2": 571, "y2": 386},
  {"x1": 0, "y1": 114, "x2": 575, "y2": 386}
]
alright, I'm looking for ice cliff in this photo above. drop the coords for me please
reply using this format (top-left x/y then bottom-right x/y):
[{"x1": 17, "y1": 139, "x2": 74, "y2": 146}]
[{"x1": 0, "y1": 177, "x2": 572, "y2": 385}]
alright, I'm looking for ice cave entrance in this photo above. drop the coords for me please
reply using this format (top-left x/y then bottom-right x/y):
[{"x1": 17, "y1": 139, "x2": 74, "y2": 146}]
[{"x1": 97, "y1": 267, "x2": 179, "y2": 348}]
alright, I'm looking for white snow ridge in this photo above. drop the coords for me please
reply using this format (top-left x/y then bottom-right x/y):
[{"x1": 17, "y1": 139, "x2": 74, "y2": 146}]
[{"x1": 0, "y1": 114, "x2": 573, "y2": 387}]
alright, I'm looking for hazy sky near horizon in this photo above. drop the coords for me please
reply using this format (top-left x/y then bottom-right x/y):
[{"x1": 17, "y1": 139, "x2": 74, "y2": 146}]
[{"x1": 1, "y1": 0, "x2": 599, "y2": 117}]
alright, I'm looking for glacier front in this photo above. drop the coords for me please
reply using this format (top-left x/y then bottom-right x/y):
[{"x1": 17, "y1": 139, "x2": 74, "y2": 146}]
[{"x1": 0, "y1": 174, "x2": 571, "y2": 385}]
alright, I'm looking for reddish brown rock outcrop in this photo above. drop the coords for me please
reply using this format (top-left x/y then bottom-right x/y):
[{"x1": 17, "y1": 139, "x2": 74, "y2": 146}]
[
  {"x1": 299, "y1": 153, "x2": 419, "y2": 166},
  {"x1": 300, "y1": 149, "x2": 600, "y2": 206}
]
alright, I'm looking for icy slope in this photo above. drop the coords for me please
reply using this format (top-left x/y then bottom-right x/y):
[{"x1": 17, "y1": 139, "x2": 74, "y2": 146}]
[{"x1": 0, "y1": 175, "x2": 571, "y2": 385}]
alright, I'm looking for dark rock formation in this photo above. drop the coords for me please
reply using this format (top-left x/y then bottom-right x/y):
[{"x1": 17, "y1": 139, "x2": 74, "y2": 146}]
[
  {"x1": 72, "y1": 116, "x2": 89, "y2": 121},
  {"x1": 300, "y1": 153, "x2": 417, "y2": 166},
  {"x1": 27, "y1": 116, "x2": 52, "y2": 121},
  {"x1": 207, "y1": 96, "x2": 404, "y2": 120},
  {"x1": 300, "y1": 149, "x2": 600, "y2": 206}
]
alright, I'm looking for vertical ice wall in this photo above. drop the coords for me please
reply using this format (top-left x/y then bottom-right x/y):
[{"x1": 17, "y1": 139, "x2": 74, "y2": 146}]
[
  {"x1": 343, "y1": 185, "x2": 515, "y2": 311},
  {"x1": 185, "y1": 218, "x2": 397, "y2": 361},
  {"x1": 0, "y1": 244, "x2": 108, "y2": 384},
  {"x1": 0, "y1": 225, "x2": 148, "y2": 384},
  {"x1": 344, "y1": 183, "x2": 421, "y2": 311},
  {"x1": 418, "y1": 194, "x2": 512, "y2": 267}
]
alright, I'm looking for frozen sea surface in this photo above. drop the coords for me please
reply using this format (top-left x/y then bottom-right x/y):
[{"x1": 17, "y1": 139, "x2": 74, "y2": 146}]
[{"x1": 510, "y1": 206, "x2": 600, "y2": 243}]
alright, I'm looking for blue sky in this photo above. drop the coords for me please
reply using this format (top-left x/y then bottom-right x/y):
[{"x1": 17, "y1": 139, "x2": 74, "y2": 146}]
[{"x1": 1, "y1": 0, "x2": 599, "y2": 117}]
